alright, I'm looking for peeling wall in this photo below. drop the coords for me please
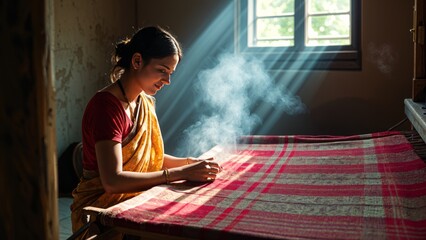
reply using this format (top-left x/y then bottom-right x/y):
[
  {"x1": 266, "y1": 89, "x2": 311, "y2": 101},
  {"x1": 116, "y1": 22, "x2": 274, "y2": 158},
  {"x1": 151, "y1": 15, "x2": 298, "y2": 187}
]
[
  {"x1": 53, "y1": 1, "x2": 414, "y2": 156},
  {"x1": 54, "y1": 0, "x2": 136, "y2": 155}
]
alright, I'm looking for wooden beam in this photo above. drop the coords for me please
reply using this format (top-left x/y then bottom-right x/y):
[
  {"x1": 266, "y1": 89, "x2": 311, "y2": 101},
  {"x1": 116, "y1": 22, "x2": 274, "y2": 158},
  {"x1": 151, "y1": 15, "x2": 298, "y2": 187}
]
[
  {"x1": 413, "y1": 0, "x2": 426, "y2": 101},
  {"x1": 0, "y1": 0, "x2": 58, "y2": 239}
]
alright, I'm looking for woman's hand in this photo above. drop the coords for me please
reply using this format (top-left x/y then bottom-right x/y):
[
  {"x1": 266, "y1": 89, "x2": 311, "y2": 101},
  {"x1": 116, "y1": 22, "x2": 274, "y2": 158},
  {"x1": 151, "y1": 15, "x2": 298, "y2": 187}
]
[
  {"x1": 180, "y1": 158, "x2": 222, "y2": 182},
  {"x1": 186, "y1": 156, "x2": 213, "y2": 164}
]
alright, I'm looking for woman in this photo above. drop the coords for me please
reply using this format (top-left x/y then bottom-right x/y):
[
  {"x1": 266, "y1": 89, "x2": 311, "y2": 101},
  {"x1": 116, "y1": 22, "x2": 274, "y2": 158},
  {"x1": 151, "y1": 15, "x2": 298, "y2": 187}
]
[{"x1": 70, "y1": 26, "x2": 221, "y2": 238}]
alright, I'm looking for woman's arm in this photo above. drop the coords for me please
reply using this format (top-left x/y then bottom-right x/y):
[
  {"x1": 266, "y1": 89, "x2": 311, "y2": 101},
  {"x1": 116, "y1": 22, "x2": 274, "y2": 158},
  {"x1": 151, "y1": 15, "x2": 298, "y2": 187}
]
[
  {"x1": 96, "y1": 140, "x2": 167, "y2": 193},
  {"x1": 96, "y1": 140, "x2": 221, "y2": 194},
  {"x1": 163, "y1": 154, "x2": 208, "y2": 168}
]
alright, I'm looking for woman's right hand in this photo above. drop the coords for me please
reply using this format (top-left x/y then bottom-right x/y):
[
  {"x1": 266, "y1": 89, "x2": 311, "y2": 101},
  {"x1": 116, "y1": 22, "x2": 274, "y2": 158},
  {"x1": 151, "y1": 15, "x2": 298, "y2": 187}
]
[{"x1": 179, "y1": 160, "x2": 221, "y2": 182}]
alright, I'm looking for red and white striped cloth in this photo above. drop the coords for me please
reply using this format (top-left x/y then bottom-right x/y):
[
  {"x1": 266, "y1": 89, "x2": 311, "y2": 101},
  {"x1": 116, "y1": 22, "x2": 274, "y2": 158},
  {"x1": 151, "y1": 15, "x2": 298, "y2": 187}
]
[{"x1": 100, "y1": 131, "x2": 426, "y2": 239}]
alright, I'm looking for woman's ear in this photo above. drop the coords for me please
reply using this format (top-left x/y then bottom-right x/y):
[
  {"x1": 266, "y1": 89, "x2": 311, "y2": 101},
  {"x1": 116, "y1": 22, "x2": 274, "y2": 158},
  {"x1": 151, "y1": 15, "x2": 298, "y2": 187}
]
[{"x1": 131, "y1": 53, "x2": 143, "y2": 70}]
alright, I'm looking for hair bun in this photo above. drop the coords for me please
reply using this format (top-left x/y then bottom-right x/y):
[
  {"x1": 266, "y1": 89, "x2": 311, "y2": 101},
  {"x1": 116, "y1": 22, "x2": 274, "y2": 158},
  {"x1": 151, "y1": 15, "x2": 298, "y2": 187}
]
[{"x1": 115, "y1": 38, "x2": 131, "y2": 59}]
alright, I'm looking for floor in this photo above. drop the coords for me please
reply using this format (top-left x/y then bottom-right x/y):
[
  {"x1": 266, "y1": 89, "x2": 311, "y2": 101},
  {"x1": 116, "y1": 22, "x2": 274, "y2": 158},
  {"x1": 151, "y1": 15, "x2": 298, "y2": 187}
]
[{"x1": 58, "y1": 197, "x2": 73, "y2": 240}]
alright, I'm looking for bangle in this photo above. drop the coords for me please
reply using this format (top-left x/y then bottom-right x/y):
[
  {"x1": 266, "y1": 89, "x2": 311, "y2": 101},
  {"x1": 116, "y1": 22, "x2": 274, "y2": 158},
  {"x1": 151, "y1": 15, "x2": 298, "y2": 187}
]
[{"x1": 163, "y1": 168, "x2": 170, "y2": 184}]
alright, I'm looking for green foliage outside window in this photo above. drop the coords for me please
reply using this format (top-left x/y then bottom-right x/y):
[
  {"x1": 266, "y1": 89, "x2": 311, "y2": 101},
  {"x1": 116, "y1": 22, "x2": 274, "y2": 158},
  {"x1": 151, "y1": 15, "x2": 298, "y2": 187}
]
[{"x1": 252, "y1": 0, "x2": 351, "y2": 47}]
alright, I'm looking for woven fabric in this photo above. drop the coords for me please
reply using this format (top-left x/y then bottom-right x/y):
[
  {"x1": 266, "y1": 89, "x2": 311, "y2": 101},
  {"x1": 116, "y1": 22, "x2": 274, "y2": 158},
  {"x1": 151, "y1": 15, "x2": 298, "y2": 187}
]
[{"x1": 101, "y1": 131, "x2": 426, "y2": 239}]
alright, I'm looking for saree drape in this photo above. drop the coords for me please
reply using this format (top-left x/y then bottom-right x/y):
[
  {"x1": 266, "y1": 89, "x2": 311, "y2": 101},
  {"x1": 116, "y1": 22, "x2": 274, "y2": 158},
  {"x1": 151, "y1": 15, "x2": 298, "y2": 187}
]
[{"x1": 70, "y1": 93, "x2": 164, "y2": 237}]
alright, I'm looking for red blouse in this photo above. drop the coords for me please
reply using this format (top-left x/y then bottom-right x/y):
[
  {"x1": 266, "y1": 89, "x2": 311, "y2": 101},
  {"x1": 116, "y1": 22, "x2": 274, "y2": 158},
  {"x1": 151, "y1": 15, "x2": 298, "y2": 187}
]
[{"x1": 81, "y1": 91, "x2": 132, "y2": 171}]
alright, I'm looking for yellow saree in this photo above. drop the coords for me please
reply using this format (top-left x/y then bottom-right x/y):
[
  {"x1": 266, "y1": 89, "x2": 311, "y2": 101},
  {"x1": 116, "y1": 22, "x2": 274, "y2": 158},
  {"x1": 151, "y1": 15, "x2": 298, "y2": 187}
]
[{"x1": 70, "y1": 93, "x2": 164, "y2": 235}]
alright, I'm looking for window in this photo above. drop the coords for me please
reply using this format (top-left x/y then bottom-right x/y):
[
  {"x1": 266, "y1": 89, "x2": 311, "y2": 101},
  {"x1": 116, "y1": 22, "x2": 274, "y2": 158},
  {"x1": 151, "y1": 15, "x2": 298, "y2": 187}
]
[{"x1": 237, "y1": 0, "x2": 361, "y2": 70}]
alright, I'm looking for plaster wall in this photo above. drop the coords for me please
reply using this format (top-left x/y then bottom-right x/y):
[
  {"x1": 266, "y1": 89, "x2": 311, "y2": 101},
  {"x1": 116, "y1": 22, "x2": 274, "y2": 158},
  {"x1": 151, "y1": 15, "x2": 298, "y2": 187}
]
[
  {"x1": 53, "y1": 0, "x2": 136, "y2": 154},
  {"x1": 53, "y1": 0, "x2": 414, "y2": 156}
]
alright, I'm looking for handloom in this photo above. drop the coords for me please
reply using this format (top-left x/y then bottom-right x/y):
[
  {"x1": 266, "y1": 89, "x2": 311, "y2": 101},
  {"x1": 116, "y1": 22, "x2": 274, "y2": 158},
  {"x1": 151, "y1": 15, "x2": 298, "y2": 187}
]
[{"x1": 82, "y1": 131, "x2": 426, "y2": 239}]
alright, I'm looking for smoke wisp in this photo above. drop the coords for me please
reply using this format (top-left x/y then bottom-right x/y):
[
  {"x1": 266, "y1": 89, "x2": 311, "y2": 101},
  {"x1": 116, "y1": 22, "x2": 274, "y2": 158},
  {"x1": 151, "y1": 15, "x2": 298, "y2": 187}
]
[
  {"x1": 176, "y1": 53, "x2": 305, "y2": 157},
  {"x1": 368, "y1": 42, "x2": 397, "y2": 75}
]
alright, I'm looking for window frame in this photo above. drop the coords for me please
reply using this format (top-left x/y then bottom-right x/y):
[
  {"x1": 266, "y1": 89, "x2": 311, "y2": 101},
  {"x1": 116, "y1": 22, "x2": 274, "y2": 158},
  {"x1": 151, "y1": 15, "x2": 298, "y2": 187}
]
[{"x1": 236, "y1": 0, "x2": 361, "y2": 70}]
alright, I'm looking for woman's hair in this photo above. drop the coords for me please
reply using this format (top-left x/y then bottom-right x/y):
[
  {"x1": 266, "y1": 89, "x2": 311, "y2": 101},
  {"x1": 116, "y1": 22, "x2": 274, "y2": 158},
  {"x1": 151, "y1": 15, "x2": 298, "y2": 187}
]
[{"x1": 110, "y1": 26, "x2": 183, "y2": 82}]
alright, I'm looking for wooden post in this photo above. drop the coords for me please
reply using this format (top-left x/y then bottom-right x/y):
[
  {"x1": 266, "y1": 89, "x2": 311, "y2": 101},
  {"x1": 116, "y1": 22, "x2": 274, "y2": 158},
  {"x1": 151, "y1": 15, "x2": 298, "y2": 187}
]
[
  {"x1": 0, "y1": 0, "x2": 58, "y2": 239},
  {"x1": 413, "y1": 0, "x2": 426, "y2": 101}
]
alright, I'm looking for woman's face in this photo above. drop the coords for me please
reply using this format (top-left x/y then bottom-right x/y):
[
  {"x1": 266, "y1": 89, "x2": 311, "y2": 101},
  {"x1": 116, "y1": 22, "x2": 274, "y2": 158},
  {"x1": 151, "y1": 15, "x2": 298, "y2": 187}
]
[{"x1": 137, "y1": 54, "x2": 179, "y2": 95}]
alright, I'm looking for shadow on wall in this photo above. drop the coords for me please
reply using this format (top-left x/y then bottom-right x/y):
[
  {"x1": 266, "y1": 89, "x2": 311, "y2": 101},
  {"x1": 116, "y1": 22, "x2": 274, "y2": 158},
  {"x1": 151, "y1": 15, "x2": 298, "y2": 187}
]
[{"x1": 310, "y1": 97, "x2": 398, "y2": 134}]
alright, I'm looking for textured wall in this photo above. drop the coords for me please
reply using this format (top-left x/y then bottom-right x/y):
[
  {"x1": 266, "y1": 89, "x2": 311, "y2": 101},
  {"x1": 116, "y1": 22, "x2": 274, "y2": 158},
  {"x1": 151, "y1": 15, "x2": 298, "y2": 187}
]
[
  {"x1": 53, "y1": 0, "x2": 414, "y2": 156},
  {"x1": 54, "y1": 0, "x2": 136, "y2": 155}
]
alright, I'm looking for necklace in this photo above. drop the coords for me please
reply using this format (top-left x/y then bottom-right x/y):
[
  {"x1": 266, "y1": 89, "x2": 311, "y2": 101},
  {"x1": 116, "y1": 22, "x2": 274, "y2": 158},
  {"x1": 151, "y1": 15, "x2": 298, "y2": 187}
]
[{"x1": 117, "y1": 79, "x2": 134, "y2": 122}]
